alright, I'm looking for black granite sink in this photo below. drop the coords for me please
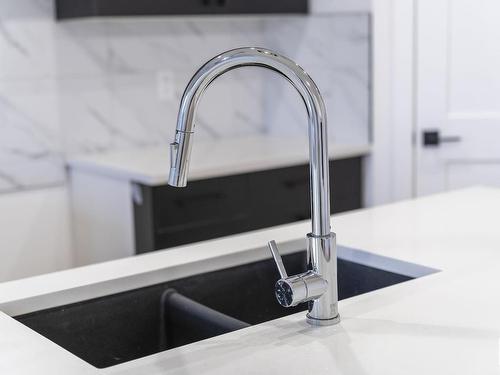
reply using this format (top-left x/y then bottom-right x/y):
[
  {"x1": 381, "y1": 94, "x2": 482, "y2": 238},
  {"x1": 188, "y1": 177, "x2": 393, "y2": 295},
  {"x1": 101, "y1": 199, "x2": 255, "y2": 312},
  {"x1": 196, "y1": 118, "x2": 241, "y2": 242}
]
[{"x1": 15, "y1": 248, "x2": 432, "y2": 369}]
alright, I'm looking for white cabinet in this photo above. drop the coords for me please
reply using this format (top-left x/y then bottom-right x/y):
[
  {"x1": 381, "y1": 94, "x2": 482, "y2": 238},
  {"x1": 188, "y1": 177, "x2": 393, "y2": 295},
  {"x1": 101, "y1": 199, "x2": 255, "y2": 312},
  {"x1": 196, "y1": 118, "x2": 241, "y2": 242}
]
[{"x1": 0, "y1": 187, "x2": 73, "y2": 282}]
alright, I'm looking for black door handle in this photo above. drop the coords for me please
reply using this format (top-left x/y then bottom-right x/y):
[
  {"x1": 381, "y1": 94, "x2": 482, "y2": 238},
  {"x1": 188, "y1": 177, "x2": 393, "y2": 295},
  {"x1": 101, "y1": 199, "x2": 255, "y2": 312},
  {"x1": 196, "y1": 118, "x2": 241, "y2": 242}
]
[{"x1": 423, "y1": 130, "x2": 461, "y2": 147}]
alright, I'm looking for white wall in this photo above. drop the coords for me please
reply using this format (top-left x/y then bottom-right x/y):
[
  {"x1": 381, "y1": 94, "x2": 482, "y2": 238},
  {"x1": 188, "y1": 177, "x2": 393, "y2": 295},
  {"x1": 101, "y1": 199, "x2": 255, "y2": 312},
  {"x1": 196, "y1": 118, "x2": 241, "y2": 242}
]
[{"x1": 0, "y1": 187, "x2": 73, "y2": 282}]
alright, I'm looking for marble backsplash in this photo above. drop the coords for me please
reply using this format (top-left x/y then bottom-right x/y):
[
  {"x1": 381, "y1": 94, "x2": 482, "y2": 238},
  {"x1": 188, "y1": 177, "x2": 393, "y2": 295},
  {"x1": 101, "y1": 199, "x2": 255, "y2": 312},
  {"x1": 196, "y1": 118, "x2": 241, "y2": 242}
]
[{"x1": 0, "y1": 0, "x2": 370, "y2": 193}]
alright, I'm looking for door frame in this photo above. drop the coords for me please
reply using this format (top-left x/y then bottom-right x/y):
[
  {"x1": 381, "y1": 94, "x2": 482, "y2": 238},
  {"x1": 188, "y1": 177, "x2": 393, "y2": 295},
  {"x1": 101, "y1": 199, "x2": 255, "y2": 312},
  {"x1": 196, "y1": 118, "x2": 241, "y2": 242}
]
[{"x1": 365, "y1": 0, "x2": 417, "y2": 206}]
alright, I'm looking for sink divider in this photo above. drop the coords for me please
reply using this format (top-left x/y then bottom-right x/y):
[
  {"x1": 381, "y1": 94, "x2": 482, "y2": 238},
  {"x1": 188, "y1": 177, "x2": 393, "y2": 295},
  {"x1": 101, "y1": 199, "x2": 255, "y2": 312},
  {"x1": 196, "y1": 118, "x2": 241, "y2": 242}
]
[{"x1": 159, "y1": 289, "x2": 250, "y2": 350}]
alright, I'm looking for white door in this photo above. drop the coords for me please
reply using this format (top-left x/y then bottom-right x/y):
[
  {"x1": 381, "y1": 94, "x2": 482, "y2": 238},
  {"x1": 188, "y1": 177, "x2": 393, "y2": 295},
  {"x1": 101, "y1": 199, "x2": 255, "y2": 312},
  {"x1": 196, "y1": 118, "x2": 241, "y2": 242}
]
[{"x1": 416, "y1": 0, "x2": 500, "y2": 196}]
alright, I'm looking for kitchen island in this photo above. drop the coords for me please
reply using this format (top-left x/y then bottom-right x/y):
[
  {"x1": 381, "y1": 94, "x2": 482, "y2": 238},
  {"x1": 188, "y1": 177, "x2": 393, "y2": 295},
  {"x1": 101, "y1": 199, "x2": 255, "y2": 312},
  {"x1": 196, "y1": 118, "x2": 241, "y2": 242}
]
[{"x1": 1, "y1": 187, "x2": 499, "y2": 374}]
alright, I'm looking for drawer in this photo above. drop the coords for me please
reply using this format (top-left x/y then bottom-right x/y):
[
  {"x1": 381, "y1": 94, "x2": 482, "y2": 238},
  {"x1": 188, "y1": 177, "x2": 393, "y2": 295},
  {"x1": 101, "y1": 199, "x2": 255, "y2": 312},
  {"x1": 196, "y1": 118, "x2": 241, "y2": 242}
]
[
  {"x1": 134, "y1": 174, "x2": 252, "y2": 252},
  {"x1": 247, "y1": 158, "x2": 362, "y2": 230}
]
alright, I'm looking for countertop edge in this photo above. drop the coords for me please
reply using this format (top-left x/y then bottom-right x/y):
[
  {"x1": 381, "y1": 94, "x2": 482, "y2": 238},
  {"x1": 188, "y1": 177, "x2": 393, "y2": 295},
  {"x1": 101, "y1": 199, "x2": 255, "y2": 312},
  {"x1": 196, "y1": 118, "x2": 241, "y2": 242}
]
[{"x1": 67, "y1": 140, "x2": 371, "y2": 185}]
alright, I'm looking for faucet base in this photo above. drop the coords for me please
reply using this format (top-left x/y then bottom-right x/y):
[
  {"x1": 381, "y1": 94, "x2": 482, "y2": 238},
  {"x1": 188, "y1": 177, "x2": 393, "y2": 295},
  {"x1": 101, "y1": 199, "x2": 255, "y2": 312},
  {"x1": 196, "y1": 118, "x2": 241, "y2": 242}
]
[
  {"x1": 306, "y1": 313, "x2": 340, "y2": 326},
  {"x1": 306, "y1": 233, "x2": 339, "y2": 323}
]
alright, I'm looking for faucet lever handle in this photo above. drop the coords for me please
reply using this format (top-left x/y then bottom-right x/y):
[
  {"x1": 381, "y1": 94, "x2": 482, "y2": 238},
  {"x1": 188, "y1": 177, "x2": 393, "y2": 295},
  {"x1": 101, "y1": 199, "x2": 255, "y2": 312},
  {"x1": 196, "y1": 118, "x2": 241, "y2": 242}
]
[{"x1": 268, "y1": 240, "x2": 288, "y2": 279}]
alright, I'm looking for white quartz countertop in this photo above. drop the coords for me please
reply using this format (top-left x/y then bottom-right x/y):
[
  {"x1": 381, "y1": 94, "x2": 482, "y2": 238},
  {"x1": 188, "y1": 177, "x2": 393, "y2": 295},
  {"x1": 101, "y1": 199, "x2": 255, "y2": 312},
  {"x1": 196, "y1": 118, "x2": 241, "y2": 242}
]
[
  {"x1": 2, "y1": 187, "x2": 500, "y2": 374},
  {"x1": 67, "y1": 136, "x2": 371, "y2": 185}
]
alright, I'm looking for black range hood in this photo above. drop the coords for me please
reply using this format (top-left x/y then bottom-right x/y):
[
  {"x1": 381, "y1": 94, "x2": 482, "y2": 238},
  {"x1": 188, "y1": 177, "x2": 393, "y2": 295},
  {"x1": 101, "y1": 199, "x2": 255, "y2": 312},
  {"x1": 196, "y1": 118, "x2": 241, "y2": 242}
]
[{"x1": 55, "y1": 0, "x2": 309, "y2": 20}]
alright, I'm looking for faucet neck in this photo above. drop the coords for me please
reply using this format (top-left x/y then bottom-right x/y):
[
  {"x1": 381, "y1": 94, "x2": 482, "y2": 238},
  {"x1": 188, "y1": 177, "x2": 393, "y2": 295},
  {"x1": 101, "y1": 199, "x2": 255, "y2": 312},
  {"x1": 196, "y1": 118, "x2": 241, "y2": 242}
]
[{"x1": 169, "y1": 47, "x2": 332, "y2": 236}]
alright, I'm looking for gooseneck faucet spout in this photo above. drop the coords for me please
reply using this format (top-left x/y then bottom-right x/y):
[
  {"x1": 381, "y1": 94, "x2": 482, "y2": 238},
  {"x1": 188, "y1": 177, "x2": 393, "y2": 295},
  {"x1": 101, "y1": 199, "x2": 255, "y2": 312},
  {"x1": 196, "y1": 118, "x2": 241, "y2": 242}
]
[{"x1": 168, "y1": 47, "x2": 340, "y2": 326}]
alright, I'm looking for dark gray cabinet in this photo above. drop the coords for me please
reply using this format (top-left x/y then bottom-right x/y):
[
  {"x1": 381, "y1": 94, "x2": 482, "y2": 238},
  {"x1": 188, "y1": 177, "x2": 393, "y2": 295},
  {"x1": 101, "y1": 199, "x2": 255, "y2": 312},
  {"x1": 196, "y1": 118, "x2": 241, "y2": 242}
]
[
  {"x1": 55, "y1": 0, "x2": 308, "y2": 20},
  {"x1": 134, "y1": 157, "x2": 362, "y2": 254}
]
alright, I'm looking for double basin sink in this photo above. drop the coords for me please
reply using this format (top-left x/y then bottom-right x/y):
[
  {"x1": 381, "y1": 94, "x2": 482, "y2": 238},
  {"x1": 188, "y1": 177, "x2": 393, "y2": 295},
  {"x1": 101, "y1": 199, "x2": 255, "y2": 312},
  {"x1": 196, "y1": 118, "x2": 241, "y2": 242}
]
[{"x1": 14, "y1": 247, "x2": 436, "y2": 369}]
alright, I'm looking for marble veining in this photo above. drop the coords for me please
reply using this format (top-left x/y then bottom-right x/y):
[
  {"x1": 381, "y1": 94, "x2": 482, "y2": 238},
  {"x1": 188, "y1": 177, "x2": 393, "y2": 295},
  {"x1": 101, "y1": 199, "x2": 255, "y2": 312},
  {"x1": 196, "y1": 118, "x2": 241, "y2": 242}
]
[
  {"x1": 263, "y1": 15, "x2": 371, "y2": 143},
  {"x1": 0, "y1": 0, "x2": 370, "y2": 193},
  {"x1": 0, "y1": 80, "x2": 64, "y2": 192}
]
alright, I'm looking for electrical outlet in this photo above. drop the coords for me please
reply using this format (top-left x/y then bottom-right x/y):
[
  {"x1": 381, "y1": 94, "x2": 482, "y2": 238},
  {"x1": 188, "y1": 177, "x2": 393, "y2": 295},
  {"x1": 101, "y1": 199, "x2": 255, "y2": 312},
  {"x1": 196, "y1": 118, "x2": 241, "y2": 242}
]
[{"x1": 157, "y1": 70, "x2": 175, "y2": 102}]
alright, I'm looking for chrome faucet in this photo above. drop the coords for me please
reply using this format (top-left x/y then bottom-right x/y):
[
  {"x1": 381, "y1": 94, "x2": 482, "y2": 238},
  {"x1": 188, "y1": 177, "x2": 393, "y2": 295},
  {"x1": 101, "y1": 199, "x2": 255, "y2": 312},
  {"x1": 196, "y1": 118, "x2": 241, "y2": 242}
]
[{"x1": 168, "y1": 47, "x2": 340, "y2": 326}]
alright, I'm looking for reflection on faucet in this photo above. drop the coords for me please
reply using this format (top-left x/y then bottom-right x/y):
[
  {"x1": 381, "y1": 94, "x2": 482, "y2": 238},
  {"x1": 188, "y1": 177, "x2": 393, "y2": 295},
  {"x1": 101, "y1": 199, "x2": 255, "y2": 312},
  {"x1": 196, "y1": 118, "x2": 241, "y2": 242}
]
[{"x1": 168, "y1": 47, "x2": 339, "y2": 326}]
